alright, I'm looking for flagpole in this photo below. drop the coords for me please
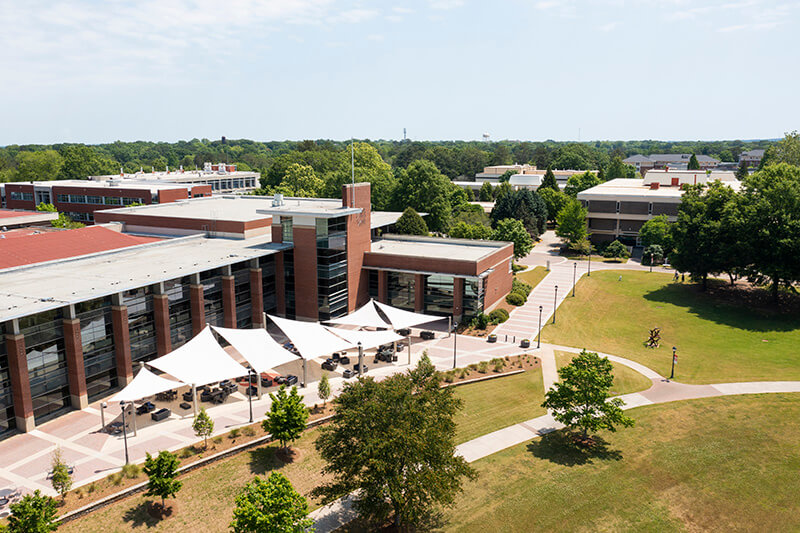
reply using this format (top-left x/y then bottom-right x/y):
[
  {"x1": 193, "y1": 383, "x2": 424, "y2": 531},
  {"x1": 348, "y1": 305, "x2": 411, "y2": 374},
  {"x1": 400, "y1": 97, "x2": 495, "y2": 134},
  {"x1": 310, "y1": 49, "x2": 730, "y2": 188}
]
[{"x1": 351, "y1": 138, "x2": 355, "y2": 206}]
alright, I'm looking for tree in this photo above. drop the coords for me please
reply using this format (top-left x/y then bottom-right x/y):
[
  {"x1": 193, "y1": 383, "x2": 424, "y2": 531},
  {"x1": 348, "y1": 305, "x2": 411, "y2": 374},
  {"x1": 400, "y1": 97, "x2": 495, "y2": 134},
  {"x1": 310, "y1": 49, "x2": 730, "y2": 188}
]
[
  {"x1": 314, "y1": 355, "x2": 476, "y2": 530},
  {"x1": 318, "y1": 372, "x2": 331, "y2": 407},
  {"x1": 478, "y1": 181, "x2": 493, "y2": 201},
  {"x1": 6, "y1": 490, "x2": 58, "y2": 533},
  {"x1": 564, "y1": 171, "x2": 601, "y2": 197},
  {"x1": 15, "y1": 150, "x2": 64, "y2": 182},
  {"x1": 323, "y1": 142, "x2": 396, "y2": 210},
  {"x1": 281, "y1": 163, "x2": 324, "y2": 197},
  {"x1": 605, "y1": 156, "x2": 637, "y2": 180},
  {"x1": 738, "y1": 163, "x2": 800, "y2": 302},
  {"x1": 603, "y1": 240, "x2": 629, "y2": 260},
  {"x1": 490, "y1": 189, "x2": 547, "y2": 237},
  {"x1": 687, "y1": 153, "x2": 700, "y2": 170},
  {"x1": 36, "y1": 202, "x2": 57, "y2": 212},
  {"x1": 144, "y1": 450, "x2": 183, "y2": 509},
  {"x1": 192, "y1": 407, "x2": 214, "y2": 449},
  {"x1": 492, "y1": 218, "x2": 533, "y2": 259},
  {"x1": 538, "y1": 165, "x2": 559, "y2": 192},
  {"x1": 493, "y1": 181, "x2": 513, "y2": 201},
  {"x1": 428, "y1": 196, "x2": 453, "y2": 234},
  {"x1": 450, "y1": 221, "x2": 492, "y2": 240},
  {"x1": 555, "y1": 199, "x2": 588, "y2": 248},
  {"x1": 394, "y1": 207, "x2": 428, "y2": 236},
  {"x1": 50, "y1": 447, "x2": 72, "y2": 500},
  {"x1": 498, "y1": 169, "x2": 515, "y2": 183},
  {"x1": 390, "y1": 160, "x2": 459, "y2": 232},
  {"x1": 735, "y1": 160, "x2": 749, "y2": 180},
  {"x1": 761, "y1": 131, "x2": 800, "y2": 167},
  {"x1": 51, "y1": 213, "x2": 84, "y2": 229},
  {"x1": 538, "y1": 187, "x2": 569, "y2": 224},
  {"x1": 230, "y1": 472, "x2": 313, "y2": 533},
  {"x1": 643, "y1": 244, "x2": 664, "y2": 266},
  {"x1": 639, "y1": 214, "x2": 672, "y2": 251},
  {"x1": 492, "y1": 144, "x2": 512, "y2": 165},
  {"x1": 58, "y1": 144, "x2": 116, "y2": 179},
  {"x1": 262, "y1": 385, "x2": 308, "y2": 452},
  {"x1": 542, "y1": 350, "x2": 634, "y2": 440}
]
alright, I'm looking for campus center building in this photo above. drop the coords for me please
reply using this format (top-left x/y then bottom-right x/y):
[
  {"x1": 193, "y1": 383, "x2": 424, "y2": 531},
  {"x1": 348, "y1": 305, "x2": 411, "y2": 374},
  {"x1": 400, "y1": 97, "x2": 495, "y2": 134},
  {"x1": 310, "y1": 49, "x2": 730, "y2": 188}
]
[
  {"x1": 577, "y1": 170, "x2": 740, "y2": 246},
  {"x1": 0, "y1": 183, "x2": 513, "y2": 437}
]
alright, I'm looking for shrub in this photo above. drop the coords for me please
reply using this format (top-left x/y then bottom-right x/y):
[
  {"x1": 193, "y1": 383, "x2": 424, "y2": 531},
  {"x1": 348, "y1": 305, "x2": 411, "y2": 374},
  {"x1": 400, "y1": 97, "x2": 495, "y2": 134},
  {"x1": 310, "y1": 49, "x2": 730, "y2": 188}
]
[
  {"x1": 121, "y1": 463, "x2": 141, "y2": 479},
  {"x1": 457, "y1": 368, "x2": 468, "y2": 379},
  {"x1": 228, "y1": 428, "x2": 241, "y2": 440},
  {"x1": 471, "y1": 313, "x2": 489, "y2": 330},
  {"x1": 76, "y1": 487, "x2": 86, "y2": 499},
  {"x1": 490, "y1": 358, "x2": 506, "y2": 372},
  {"x1": 603, "y1": 240, "x2": 630, "y2": 260},
  {"x1": 243, "y1": 426, "x2": 256, "y2": 437},
  {"x1": 88, "y1": 483, "x2": 97, "y2": 493},
  {"x1": 512, "y1": 279, "x2": 532, "y2": 297},
  {"x1": 108, "y1": 472, "x2": 123, "y2": 486},
  {"x1": 212, "y1": 436, "x2": 223, "y2": 445},
  {"x1": 512, "y1": 262, "x2": 527, "y2": 273},
  {"x1": 443, "y1": 371, "x2": 455, "y2": 383},
  {"x1": 467, "y1": 363, "x2": 478, "y2": 372},
  {"x1": 177, "y1": 447, "x2": 195, "y2": 459},
  {"x1": 506, "y1": 292, "x2": 525, "y2": 306},
  {"x1": 488, "y1": 308, "x2": 509, "y2": 323},
  {"x1": 477, "y1": 361, "x2": 489, "y2": 373}
]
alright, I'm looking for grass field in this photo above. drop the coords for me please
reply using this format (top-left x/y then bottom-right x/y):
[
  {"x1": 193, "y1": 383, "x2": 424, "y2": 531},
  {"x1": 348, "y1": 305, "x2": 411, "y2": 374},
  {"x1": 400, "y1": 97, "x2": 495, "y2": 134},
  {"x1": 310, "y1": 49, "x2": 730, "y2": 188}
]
[
  {"x1": 60, "y1": 368, "x2": 546, "y2": 532},
  {"x1": 516, "y1": 265, "x2": 548, "y2": 290},
  {"x1": 542, "y1": 270, "x2": 800, "y2": 384},
  {"x1": 554, "y1": 350, "x2": 652, "y2": 396},
  {"x1": 441, "y1": 393, "x2": 800, "y2": 532},
  {"x1": 453, "y1": 366, "x2": 545, "y2": 443}
]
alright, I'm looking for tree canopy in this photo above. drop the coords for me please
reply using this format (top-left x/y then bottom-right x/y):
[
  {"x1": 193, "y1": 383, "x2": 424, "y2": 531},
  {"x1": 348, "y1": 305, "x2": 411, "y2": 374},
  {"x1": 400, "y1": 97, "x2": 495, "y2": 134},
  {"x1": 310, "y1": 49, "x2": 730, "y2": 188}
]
[
  {"x1": 605, "y1": 156, "x2": 637, "y2": 180},
  {"x1": 639, "y1": 214, "x2": 672, "y2": 251},
  {"x1": 144, "y1": 450, "x2": 183, "y2": 508},
  {"x1": 262, "y1": 385, "x2": 309, "y2": 451},
  {"x1": 490, "y1": 188, "x2": 547, "y2": 237},
  {"x1": 555, "y1": 199, "x2": 588, "y2": 248},
  {"x1": 6, "y1": 490, "x2": 58, "y2": 533},
  {"x1": 230, "y1": 473, "x2": 313, "y2": 533},
  {"x1": 687, "y1": 153, "x2": 700, "y2": 170},
  {"x1": 314, "y1": 355, "x2": 476, "y2": 530},
  {"x1": 564, "y1": 171, "x2": 601, "y2": 197},
  {"x1": 492, "y1": 218, "x2": 533, "y2": 259},
  {"x1": 395, "y1": 207, "x2": 428, "y2": 236},
  {"x1": 538, "y1": 165, "x2": 559, "y2": 192}
]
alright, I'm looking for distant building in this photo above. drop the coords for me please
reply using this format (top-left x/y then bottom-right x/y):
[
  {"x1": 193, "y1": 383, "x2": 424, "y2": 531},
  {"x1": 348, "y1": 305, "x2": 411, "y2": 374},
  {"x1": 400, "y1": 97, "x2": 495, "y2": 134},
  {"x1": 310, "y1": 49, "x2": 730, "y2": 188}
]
[
  {"x1": 454, "y1": 165, "x2": 593, "y2": 196},
  {"x1": 0, "y1": 208, "x2": 58, "y2": 231},
  {"x1": 738, "y1": 149, "x2": 765, "y2": 168},
  {"x1": 577, "y1": 170, "x2": 739, "y2": 246},
  {"x1": 623, "y1": 154, "x2": 720, "y2": 174},
  {"x1": 474, "y1": 164, "x2": 537, "y2": 181},
  {"x1": 90, "y1": 162, "x2": 260, "y2": 194}
]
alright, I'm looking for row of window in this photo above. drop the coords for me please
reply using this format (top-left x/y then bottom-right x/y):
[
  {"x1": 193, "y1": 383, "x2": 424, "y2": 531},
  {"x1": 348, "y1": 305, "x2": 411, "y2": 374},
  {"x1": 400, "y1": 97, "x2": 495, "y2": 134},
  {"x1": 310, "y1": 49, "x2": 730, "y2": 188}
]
[
  {"x1": 9, "y1": 191, "x2": 34, "y2": 202},
  {"x1": 196, "y1": 178, "x2": 257, "y2": 191},
  {"x1": 56, "y1": 194, "x2": 146, "y2": 206}
]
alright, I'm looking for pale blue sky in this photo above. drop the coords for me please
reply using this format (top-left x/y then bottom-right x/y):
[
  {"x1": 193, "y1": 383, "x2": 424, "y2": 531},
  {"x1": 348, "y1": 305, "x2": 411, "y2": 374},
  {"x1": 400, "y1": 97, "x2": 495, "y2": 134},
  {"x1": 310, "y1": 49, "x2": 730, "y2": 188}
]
[{"x1": 1, "y1": 0, "x2": 798, "y2": 145}]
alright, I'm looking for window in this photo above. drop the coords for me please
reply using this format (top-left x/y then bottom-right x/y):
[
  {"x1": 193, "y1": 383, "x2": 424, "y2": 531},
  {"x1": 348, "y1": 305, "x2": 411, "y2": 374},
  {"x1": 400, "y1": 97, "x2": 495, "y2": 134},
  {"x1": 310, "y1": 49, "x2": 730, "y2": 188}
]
[
  {"x1": 86, "y1": 196, "x2": 103, "y2": 204},
  {"x1": 166, "y1": 277, "x2": 193, "y2": 349},
  {"x1": 648, "y1": 202, "x2": 653, "y2": 215},
  {"x1": 75, "y1": 297, "x2": 118, "y2": 401},
  {"x1": 388, "y1": 272, "x2": 415, "y2": 312},
  {"x1": 0, "y1": 322, "x2": 15, "y2": 437},
  {"x1": 10, "y1": 191, "x2": 34, "y2": 202},
  {"x1": 259, "y1": 255, "x2": 277, "y2": 316},
  {"x1": 124, "y1": 287, "x2": 157, "y2": 363},
  {"x1": 368, "y1": 270, "x2": 379, "y2": 300},
  {"x1": 317, "y1": 217, "x2": 348, "y2": 321},
  {"x1": 104, "y1": 196, "x2": 121, "y2": 205},
  {"x1": 201, "y1": 268, "x2": 224, "y2": 327},
  {"x1": 283, "y1": 250, "x2": 296, "y2": 319},
  {"x1": 57, "y1": 194, "x2": 70, "y2": 203},
  {"x1": 122, "y1": 197, "x2": 141, "y2": 206},
  {"x1": 233, "y1": 261, "x2": 252, "y2": 328},
  {"x1": 463, "y1": 278, "x2": 485, "y2": 318},
  {"x1": 615, "y1": 201, "x2": 620, "y2": 214},
  {"x1": 280, "y1": 217, "x2": 293, "y2": 243},
  {"x1": 19, "y1": 309, "x2": 70, "y2": 424},
  {"x1": 423, "y1": 274, "x2": 454, "y2": 316}
]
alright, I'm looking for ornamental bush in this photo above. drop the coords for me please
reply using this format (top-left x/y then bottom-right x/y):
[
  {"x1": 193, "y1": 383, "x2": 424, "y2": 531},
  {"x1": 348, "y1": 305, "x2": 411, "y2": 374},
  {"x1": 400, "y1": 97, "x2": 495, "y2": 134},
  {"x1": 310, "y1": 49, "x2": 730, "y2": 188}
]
[
  {"x1": 506, "y1": 292, "x2": 525, "y2": 306},
  {"x1": 488, "y1": 308, "x2": 509, "y2": 324},
  {"x1": 512, "y1": 279, "x2": 532, "y2": 298}
]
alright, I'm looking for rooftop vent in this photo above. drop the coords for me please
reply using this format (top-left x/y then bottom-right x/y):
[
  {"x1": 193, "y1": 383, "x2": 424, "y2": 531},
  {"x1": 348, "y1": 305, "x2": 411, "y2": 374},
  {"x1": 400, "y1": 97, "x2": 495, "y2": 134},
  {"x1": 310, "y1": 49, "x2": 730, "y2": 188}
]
[{"x1": 272, "y1": 193, "x2": 285, "y2": 207}]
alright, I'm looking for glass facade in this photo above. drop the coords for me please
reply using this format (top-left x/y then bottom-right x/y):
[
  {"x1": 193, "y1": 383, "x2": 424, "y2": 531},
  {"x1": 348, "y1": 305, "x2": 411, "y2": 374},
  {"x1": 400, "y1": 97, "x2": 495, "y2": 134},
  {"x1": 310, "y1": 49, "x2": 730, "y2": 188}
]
[
  {"x1": 0, "y1": 322, "x2": 15, "y2": 437},
  {"x1": 388, "y1": 272, "x2": 416, "y2": 311},
  {"x1": 463, "y1": 277, "x2": 486, "y2": 318},
  {"x1": 368, "y1": 269, "x2": 379, "y2": 301},
  {"x1": 259, "y1": 256, "x2": 277, "y2": 316},
  {"x1": 317, "y1": 217, "x2": 348, "y2": 321},
  {"x1": 166, "y1": 276, "x2": 193, "y2": 349},
  {"x1": 283, "y1": 250, "x2": 296, "y2": 319},
  {"x1": 201, "y1": 268, "x2": 224, "y2": 327},
  {"x1": 424, "y1": 274, "x2": 455, "y2": 316},
  {"x1": 124, "y1": 287, "x2": 157, "y2": 363},
  {"x1": 20, "y1": 309, "x2": 70, "y2": 424},
  {"x1": 281, "y1": 216, "x2": 293, "y2": 243},
  {"x1": 233, "y1": 262, "x2": 252, "y2": 329},
  {"x1": 75, "y1": 298, "x2": 118, "y2": 402}
]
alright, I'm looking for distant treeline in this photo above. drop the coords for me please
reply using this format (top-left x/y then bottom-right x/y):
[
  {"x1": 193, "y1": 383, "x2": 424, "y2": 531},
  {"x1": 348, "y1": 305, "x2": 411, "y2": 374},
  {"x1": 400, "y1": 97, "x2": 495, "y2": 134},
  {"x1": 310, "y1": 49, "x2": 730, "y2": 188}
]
[{"x1": 0, "y1": 137, "x2": 778, "y2": 184}]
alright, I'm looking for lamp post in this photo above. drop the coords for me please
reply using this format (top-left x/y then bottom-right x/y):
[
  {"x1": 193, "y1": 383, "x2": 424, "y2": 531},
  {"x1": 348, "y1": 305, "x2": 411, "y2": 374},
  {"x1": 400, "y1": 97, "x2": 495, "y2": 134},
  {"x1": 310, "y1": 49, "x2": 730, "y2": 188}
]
[
  {"x1": 120, "y1": 401, "x2": 130, "y2": 465},
  {"x1": 552, "y1": 285, "x2": 558, "y2": 324},
  {"x1": 572, "y1": 262, "x2": 577, "y2": 297},
  {"x1": 670, "y1": 346, "x2": 677, "y2": 380},
  {"x1": 452, "y1": 321, "x2": 458, "y2": 369},
  {"x1": 357, "y1": 342, "x2": 364, "y2": 376},
  {"x1": 587, "y1": 248, "x2": 591, "y2": 277},
  {"x1": 247, "y1": 367, "x2": 255, "y2": 423},
  {"x1": 100, "y1": 402, "x2": 107, "y2": 431},
  {"x1": 536, "y1": 305, "x2": 543, "y2": 349}
]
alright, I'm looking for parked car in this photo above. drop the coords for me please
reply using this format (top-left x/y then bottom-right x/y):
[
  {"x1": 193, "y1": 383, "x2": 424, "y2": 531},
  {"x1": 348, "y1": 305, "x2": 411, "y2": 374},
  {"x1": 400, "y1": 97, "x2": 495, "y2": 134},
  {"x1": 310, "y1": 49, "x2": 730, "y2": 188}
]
[
  {"x1": 520, "y1": 339, "x2": 531, "y2": 348},
  {"x1": 420, "y1": 330, "x2": 435, "y2": 340},
  {"x1": 342, "y1": 369, "x2": 354, "y2": 379},
  {"x1": 322, "y1": 358, "x2": 338, "y2": 371},
  {"x1": 487, "y1": 334, "x2": 497, "y2": 343}
]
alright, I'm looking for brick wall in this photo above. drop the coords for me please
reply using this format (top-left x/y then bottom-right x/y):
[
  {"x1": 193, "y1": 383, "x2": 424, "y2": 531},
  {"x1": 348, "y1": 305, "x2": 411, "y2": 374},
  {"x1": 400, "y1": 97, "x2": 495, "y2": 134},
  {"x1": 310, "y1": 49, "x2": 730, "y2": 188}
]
[{"x1": 343, "y1": 183, "x2": 371, "y2": 312}]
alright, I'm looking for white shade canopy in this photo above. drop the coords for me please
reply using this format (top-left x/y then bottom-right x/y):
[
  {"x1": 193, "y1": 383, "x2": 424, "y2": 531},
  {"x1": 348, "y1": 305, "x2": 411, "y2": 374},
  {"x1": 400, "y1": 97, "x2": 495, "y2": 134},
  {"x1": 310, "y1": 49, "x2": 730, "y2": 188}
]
[
  {"x1": 325, "y1": 327, "x2": 404, "y2": 351},
  {"x1": 212, "y1": 325, "x2": 299, "y2": 374},
  {"x1": 109, "y1": 366, "x2": 184, "y2": 403},
  {"x1": 373, "y1": 301, "x2": 446, "y2": 329},
  {"x1": 149, "y1": 326, "x2": 249, "y2": 385},
  {"x1": 325, "y1": 300, "x2": 392, "y2": 329},
  {"x1": 268, "y1": 315, "x2": 354, "y2": 360}
]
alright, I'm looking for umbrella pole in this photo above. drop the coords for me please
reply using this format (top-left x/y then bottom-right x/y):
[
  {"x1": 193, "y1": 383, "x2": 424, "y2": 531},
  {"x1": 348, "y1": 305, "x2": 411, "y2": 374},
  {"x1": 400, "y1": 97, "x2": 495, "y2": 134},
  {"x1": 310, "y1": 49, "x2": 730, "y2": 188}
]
[
  {"x1": 192, "y1": 384, "x2": 197, "y2": 418},
  {"x1": 131, "y1": 404, "x2": 137, "y2": 437},
  {"x1": 302, "y1": 359, "x2": 307, "y2": 388},
  {"x1": 358, "y1": 342, "x2": 363, "y2": 376},
  {"x1": 407, "y1": 336, "x2": 411, "y2": 366},
  {"x1": 257, "y1": 373, "x2": 262, "y2": 400},
  {"x1": 392, "y1": 340, "x2": 397, "y2": 362}
]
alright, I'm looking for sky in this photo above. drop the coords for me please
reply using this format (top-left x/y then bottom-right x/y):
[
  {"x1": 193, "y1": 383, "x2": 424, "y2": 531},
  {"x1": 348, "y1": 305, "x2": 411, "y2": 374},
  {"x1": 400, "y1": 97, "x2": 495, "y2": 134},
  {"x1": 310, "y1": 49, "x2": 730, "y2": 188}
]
[{"x1": 1, "y1": 0, "x2": 798, "y2": 145}]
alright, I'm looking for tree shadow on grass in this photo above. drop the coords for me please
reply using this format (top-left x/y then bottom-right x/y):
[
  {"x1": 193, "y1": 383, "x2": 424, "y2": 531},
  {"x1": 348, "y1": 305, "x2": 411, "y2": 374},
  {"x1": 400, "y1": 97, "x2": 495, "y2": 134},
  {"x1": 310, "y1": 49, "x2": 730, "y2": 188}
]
[
  {"x1": 526, "y1": 431, "x2": 622, "y2": 466},
  {"x1": 642, "y1": 281, "x2": 800, "y2": 333},
  {"x1": 122, "y1": 501, "x2": 172, "y2": 528},
  {"x1": 247, "y1": 445, "x2": 285, "y2": 476}
]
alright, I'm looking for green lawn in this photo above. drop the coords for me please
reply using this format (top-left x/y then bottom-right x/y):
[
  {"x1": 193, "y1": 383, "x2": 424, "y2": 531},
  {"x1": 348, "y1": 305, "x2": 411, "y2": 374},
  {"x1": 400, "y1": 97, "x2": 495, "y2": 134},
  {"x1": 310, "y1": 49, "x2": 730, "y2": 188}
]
[
  {"x1": 453, "y1": 366, "x2": 545, "y2": 443},
  {"x1": 555, "y1": 350, "x2": 652, "y2": 396},
  {"x1": 516, "y1": 266, "x2": 548, "y2": 290},
  {"x1": 441, "y1": 393, "x2": 800, "y2": 532},
  {"x1": 542, "y1": 270, "x2": 800, "y2": 384}
]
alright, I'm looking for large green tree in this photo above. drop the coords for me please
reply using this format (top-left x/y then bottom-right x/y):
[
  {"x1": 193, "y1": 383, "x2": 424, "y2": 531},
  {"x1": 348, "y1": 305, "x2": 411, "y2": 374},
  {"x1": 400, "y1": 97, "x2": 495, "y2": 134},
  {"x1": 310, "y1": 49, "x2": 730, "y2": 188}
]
[
  {"x1": 6, "y1": 490, "x2": 58, "y2": 533},
  {"x1": 605, "y1": 156, "x2": 637, "y2": 180},
  {"x1": 390, "y1": 160, "x2": 459, "y2": 232},
  {"x1": 492, "y1": 218, "x2": 533, "y2": 259},
  {"x1": 280, "y1": 163, "x2": 324, "y2": 197},
  {"x1": 564, "y1": 171, "x2": 601, "y2": 197},
  {"x1": 478, "y1": 181, "x2": 493, "y2": 201},
  {"x1": 262, "y1": 385, "x2": 309, "y2": 452},
  {"x1": 314, "y1": 355, "x2": 476, "y2": 530},
  {"x1": 538, "y1": 165, "x2": 559, "y2": 192},
  {"x1": 639, "y1": 214, "x2": 672, "y2": 252},
  {"x1": 450, "y1": 221, "x2": 492, "y2": 240},
  {"x1": 323, "y1": 142, "x2": 396, "y2": 210},
  {"x1": 15, "y1": 150, "x2": 64, "y2": 182},
  {"x1": 59, "y1": 144, "x2": 117, "y2": 179},
  {"x1": 144, "y1": 450, "x2": 183, "y2": 509},
  {"x1": 542, "y1": 350, "x2": 634, "y2": 439},
  {"x1": 555, "y1": 199, "x2": 588, "y2": 248},
  {"x1": 761, "y1": 131, "x2": 800, "y2": 167},
  {"x1": 230, "y1": 473, "x2": 313, "y2": 533},
  {"x1": 394, "y1": 207, "x2": 428, "y2": 236},
  {"x1": 687, "y1": 153, "x2": 700, "y2": 170},
  {"x1": 490, "y1": 188, "x2": 547, "y2": 237},
  {"x1": 538, "y1": 187, "x2": 570, "y2": 223}
]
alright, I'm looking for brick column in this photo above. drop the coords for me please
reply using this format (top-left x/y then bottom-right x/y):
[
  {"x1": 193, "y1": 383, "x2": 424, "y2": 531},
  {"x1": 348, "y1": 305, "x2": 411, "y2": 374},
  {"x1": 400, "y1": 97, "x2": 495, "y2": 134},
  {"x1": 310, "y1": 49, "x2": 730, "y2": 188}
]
[
  {"x1": 62, "y1": 318, "x2": 88, "y2": 409},
  {"x1": 153, "y1": 294, "x2": 171, "y2": 355},
  {"x1": 190, "y1": 284, "x2": 205, "y2": 336},
  {"x1": 378, "y1": 270, "x2": 388, "y2": 303},
  {"x1": 293, "y1": 225, "x2": 319, "y2": 321},
  {"x1": 453, "y1": 277, "x2": 464, "y2": 320},
  {"x1": 5, "y1": 334, "x2": 35, "y2": 432},
  {"x1": 250, "y1": 268, "x2": 264, "y2": 327},
  {"x1": 275, "y1": 253, "x2": 286, "y2": 316},
  {"x1": 111, "y1": 306, "x2": 133, "y2": 385},
  {"x1": 222, "y1": 275, "x2": 236, "y2": 328},
  {"x1": 414, "y1": 274, "x2": 425, "y2": 313}
]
